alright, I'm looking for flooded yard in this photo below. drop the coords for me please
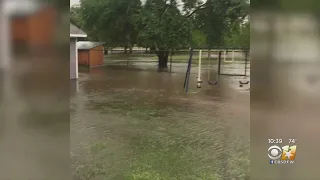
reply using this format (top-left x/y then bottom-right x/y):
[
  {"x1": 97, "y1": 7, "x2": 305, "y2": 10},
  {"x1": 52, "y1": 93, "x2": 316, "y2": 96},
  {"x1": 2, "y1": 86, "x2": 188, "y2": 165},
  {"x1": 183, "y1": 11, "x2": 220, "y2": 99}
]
[{"x1": 71, "y1": 62, "x2": 250, "y2": 180}]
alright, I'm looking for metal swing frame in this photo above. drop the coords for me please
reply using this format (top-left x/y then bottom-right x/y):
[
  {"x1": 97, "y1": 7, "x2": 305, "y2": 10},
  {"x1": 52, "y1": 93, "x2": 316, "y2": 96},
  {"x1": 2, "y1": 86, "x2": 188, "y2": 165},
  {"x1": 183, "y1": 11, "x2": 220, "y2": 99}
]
[
  {"x1": 223, "y1": 50, "x2": 234, "y2": 63},
  {"x1": 219, "y1": 50, "x2": 249, "y2": 76},
  {"x1": 183, "y1": 48, "x2": 204, "y2": 93},
  {"x1": 183, "y1": 48, "x2": 194, "y2": 93},
  {"x1": 208, "y1": 50, "x2": 222, "y2": 85},
  {"x1": 239, "y1": 51, "x2": 250, "y2": 85},
  {"x1": 208, "y1": 49, "x2": 250, "y2": 86}
]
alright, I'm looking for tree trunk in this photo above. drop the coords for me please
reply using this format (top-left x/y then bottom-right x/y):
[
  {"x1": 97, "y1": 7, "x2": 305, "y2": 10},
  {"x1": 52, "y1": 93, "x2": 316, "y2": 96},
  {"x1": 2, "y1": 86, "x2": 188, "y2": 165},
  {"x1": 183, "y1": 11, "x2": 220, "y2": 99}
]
[
  {"x1": 157, "y1": 50, "x2": 169, "y2": 71},
  {"x1": 150, "y1": 46, "x2": 156, "y2": 54},
  {"x1": 129, "y1": 47, "x2": 133, "y2": 54},
  {"x1": 124, "y1": 46, "x2": 128, "y2": 54}
]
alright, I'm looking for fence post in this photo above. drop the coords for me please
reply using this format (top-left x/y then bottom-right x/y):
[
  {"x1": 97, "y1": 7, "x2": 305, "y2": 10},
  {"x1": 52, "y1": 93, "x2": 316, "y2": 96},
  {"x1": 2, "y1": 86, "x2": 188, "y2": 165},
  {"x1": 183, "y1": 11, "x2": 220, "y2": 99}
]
[
  {"x1": 218, "y1": 51, "x2": 222, "y2": 75},
  {"x1": 126, "y1": 52, "x2": 129, "y2": 68},
  {"x1": 170, "y1": 49, "x2": 173, "y2": 73},
  {"x1": 244, "y1": 50, "x2": 248, "y2": 76}
]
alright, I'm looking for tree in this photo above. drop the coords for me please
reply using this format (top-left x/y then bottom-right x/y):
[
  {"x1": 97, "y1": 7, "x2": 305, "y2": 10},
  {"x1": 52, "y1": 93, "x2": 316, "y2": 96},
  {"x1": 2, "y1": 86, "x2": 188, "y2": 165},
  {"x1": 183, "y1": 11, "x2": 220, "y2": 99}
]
[
  {"x1": 70, "y1": 5, "x2": 82, "y2": 29},
  {"x1": 78, "y1": 0, "x2": 105, "y2": 41},
  {"x1": 191, "y1": 29, "x2": 207, "y2": 47},
  {"x1": 79, "y1": 0, "x2": 141, "y2": 49},
  {"x1": 138, "y1": 0, "x2": 190, "y2": 70},
  {"x1": 237, "y1": 21, "x2": 250, "y2": 48},
  {"x1": 224, "y1": 20, "x2": 250, "y2": 48},
  {"x1": 99, "y1": 0, "x2": 141, "y2": 51},
  {"x1": 75, "y1": 0, "x2": 249, "y2": 70},
  {"x1": 191, "y1": 0, "x2": 249, "y2": 48}
]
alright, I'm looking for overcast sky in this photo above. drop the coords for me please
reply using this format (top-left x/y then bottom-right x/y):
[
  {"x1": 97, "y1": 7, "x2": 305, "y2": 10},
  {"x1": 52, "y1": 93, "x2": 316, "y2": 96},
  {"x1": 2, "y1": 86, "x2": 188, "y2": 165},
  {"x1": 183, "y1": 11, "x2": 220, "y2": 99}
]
[{"x1": 70, "y1": 0, "x2": 79, "y2": 7}]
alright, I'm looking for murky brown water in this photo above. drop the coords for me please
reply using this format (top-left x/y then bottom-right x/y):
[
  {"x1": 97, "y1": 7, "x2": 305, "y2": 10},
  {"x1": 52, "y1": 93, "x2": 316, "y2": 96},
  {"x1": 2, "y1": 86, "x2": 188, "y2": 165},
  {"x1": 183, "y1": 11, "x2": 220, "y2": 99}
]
[{"x1": 71, "y1": 63, "x2": 250, "y2": 179}]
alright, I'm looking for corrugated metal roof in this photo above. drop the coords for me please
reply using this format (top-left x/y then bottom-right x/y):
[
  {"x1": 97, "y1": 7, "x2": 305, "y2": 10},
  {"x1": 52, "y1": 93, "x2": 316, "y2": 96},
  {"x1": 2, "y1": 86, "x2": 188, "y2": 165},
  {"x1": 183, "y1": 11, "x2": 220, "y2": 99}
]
[
  {"x1": 70, "y1": 23, "x2": 87, "y2": 36},
  {"x1": 77, "y1": 41, "x2": 105, "y2": 50}
]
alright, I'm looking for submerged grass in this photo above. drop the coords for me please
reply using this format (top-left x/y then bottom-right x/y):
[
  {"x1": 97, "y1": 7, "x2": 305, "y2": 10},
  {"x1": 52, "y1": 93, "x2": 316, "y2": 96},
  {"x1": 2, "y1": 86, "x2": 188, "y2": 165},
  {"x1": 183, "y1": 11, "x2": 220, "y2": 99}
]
[
  {"x1": 74, "y1": 91, "x2": 249, "y2": 180},
  {"x1": 89, "y1": 100, "x2": 170, "y2": 120},
  {"x1": 76, "y1": 137, "x2": 249, "y2": 180}
]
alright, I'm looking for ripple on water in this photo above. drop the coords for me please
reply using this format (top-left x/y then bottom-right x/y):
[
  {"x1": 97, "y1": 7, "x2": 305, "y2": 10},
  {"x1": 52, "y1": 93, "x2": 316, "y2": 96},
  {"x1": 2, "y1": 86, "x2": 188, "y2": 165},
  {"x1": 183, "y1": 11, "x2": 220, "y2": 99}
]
[{"x1": 71, "y1": 67, "x2": 250, "y2": 179}]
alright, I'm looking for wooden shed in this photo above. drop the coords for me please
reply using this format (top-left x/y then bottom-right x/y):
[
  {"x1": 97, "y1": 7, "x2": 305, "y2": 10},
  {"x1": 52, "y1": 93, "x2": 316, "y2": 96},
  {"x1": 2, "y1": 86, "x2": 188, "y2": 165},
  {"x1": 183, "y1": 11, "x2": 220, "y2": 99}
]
[
  {"x1": 77, "y1": 41, "x2": 105, "y2": 67},
  {"x1": 8, "y1": 0, "x2": 57, "y2": 48}
]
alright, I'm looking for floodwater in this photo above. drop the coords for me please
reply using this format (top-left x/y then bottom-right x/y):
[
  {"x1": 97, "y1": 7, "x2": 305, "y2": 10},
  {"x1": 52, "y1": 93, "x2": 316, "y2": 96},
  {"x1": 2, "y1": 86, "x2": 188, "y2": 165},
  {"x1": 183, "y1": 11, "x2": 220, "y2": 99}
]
[{"x1": 71, "y1": 62, "x2": 250, "y2": 180}]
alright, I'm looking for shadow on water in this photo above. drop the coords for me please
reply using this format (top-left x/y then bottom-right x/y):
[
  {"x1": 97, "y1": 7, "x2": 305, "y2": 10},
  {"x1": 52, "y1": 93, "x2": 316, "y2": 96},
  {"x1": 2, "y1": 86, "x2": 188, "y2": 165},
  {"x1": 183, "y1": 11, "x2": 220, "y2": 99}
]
[{"x1": 71, "y1": 63, "x2": 250, "y2": 180}]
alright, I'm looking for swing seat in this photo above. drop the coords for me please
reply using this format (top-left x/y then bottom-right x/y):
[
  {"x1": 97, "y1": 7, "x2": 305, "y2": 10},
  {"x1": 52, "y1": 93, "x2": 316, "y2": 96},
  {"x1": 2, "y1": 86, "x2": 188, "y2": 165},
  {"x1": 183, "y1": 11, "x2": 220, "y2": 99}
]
[
  {"x1": 208, "y1": 80, "x2": 218, "y2": 85},
  {"x1": 239, "y1": 80, "x2": 249, "y2": 84},
  {"x1": 196, "y1": 77, "x2": 203, "y2": 83},
  {"x1": 239, "y1": 80, "x2": 249, "y2": 87}
]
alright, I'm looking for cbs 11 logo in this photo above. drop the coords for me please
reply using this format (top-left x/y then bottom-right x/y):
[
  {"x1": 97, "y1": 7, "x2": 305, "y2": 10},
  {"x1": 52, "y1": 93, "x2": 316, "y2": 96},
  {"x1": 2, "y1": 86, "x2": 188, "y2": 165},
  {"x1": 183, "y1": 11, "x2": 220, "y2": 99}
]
[{"x1": 268, "y1": 145, "x2": 297, "y2": 161}]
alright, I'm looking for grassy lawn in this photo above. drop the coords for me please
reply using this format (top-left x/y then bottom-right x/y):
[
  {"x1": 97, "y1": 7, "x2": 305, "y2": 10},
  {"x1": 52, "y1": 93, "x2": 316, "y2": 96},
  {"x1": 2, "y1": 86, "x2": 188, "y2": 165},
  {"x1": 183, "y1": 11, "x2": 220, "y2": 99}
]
[{"x1": 104, "y1": 54, "x2": 246, "y2": 65}]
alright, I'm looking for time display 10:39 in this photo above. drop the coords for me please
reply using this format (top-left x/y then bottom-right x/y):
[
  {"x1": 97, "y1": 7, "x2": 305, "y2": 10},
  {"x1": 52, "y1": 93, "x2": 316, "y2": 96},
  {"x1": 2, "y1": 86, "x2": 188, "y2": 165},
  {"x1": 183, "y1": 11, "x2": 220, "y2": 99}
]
[{"x1": 268, "y1": 139, "x2": 283, "y2": 144}]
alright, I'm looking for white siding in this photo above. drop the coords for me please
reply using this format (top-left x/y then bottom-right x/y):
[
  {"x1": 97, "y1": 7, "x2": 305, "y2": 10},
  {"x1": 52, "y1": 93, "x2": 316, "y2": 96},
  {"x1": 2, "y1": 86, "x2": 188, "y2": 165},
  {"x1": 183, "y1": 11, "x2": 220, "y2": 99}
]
[{"x1": 70, "y1": 38, "x2": 78, "y2": 79}]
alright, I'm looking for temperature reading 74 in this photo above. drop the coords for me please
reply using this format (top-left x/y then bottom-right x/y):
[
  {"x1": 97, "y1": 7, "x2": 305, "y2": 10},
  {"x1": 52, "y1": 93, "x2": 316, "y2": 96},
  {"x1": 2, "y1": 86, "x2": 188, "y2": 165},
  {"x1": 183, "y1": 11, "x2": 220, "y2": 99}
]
[{"x1": 289, "y1": 139, "x2": 297, "y2": 143}]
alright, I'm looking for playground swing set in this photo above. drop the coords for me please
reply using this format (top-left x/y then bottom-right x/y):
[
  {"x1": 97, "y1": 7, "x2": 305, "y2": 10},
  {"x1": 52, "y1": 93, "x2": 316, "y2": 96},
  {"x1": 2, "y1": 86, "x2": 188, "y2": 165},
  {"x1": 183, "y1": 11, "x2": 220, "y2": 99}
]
[{"x1": 184, "y1": 48, "x2": 250, "y2": 93}]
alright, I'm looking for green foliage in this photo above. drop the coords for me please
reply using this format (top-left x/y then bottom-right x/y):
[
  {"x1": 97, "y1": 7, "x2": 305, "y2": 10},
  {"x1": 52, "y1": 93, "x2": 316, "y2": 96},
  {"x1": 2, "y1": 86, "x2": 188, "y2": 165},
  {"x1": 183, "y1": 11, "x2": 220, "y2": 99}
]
[
  {"x1": 191, "y1": 0, "x2": 249, "y2": 48},
  {"x1": 73, "y1": 0, "x2": 250, "y2": 66},
  {"x1": 191, "y1": 29, "x2": 207, "y2": 47},
  {"x1": 76, "y1": 0, "x2": 249, "y2": 49},
  {"x1": 239, "y1": 22, "x2": 250, "y2": 48},
  {"x1": 70, "y1": 5, "x2": 82, "y2": 29},
  {"x1": 138, "y1": 0, "x2": 190, "y2": 50},
  {"x1": 224, "y1": 21, "x2": 250, "y2": 48},
  {"x1": 79, "y1": 0, "x2": 141, "y2": 47}
]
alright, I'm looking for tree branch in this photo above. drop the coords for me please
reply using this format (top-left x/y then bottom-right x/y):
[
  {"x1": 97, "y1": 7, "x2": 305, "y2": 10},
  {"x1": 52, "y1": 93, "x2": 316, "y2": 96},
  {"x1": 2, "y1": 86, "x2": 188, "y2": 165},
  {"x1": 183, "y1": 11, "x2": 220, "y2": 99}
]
[
  {"x1": 241, "y1": 14, "x2": 248, "y2": 21},
  {"x1": 186, "y1": 2, "x2": 207, "y2": 18}
]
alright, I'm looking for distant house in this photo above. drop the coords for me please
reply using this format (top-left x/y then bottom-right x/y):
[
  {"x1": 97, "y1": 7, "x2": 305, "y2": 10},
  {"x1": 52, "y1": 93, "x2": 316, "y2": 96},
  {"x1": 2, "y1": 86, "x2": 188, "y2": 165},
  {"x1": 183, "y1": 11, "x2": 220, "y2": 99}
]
[
  {"x1": 70, "y1": 23, "x2": 87, "y2": 79},
  {"x1": 77, "y1": 41, "x2": 105, "y2": 67},
  {"x1": 7, "y1": 0, "x2": 57, "y2": 48}
]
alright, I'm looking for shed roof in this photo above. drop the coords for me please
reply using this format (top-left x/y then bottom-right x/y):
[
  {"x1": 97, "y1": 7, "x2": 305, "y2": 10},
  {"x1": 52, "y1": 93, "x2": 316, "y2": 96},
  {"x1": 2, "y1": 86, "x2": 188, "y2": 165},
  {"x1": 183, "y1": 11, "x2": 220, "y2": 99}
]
[
  {"x1": 77, "y1": 41, "x2": 105, "y2": 50},
  {"x1": 70, "y1": 23, "x2": 87, "y2": 38}
]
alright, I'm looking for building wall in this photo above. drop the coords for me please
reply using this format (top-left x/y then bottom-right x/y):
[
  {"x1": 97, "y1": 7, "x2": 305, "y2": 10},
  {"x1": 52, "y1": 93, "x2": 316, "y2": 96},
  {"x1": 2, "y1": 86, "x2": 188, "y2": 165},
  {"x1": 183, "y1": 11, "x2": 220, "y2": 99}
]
[
  {"x1": 70, "y1": 38, "x2": 78, "y2": 79},
  {"x1": 78, "y1": 50, "x2": 89, "y2": 66},
  {"x1": 89, "y1": 45, "x2": 104, "y2": 66}
]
